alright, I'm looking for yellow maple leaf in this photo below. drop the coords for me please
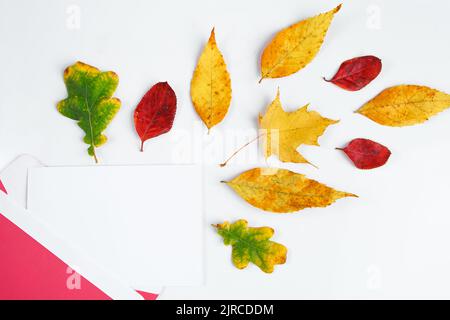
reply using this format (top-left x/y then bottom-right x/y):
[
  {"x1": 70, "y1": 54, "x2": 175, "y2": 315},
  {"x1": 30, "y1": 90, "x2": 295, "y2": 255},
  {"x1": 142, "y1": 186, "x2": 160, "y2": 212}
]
[
  {"x1": 356, "y1": 85, "x2": 450, "y2": 127},
  {"x1": 259, "y1": 89, "x2": 338, "y2": 165},
  {"x1": 223, "y1": 168, "x2": 356, "y2": 213},
  {"x1": 191, "y1": 28, "x2": 232, "y2": 130},
  {"x1": 259, "y1": 4, "x2": 341, "y2": 82}
]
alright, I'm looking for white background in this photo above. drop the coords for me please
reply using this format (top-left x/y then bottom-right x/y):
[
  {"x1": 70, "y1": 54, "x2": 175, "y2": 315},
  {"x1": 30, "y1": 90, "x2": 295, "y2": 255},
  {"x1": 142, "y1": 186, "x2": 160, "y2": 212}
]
[{"x1": 0, "y1": 0, "x2": 450, "y2": 299}]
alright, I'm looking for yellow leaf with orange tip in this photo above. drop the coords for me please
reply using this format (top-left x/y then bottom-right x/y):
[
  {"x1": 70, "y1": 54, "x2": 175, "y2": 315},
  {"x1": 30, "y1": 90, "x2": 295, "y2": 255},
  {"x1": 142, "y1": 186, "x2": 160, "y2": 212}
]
[
  {"x1": 223, "y1": 168, "x2": 357, "y2": 213},
  {"x1": 213, "y1": 219, "x2": 287, "y2": 273},
  {"x1": 260, "y1": 4, "x2": 341, "y2": 82},
  {"x1": 356, "y1": 85, "x2": 450, "y2": 127},
  {"x1": 259, "y1": 89, "x2": 338, "y2": 165},
  {"x1": 191, "y1": 28, "x2": 232, "y2": 130}
]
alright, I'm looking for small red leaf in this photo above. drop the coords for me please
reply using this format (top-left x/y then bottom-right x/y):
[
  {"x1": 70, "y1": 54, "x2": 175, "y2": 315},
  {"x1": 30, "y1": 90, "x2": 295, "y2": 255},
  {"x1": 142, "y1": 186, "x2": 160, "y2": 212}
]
[
  {"x1": 134, "y1": 82, "x2": 177, "y2": 151},
  {"x1": 324, "y1": 55, "x2": 382, "y2": 91},
  {"x1": 338, "y1": 138, "x2": 391, "y2": 169}
]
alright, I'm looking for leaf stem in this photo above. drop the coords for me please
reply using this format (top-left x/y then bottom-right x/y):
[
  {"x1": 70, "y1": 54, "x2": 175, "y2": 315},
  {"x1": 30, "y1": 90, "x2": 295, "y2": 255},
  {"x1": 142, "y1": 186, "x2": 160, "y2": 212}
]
[
  {"x1": 92, "y1": 147, "x2": 99, "y2": 164},
  {"x1": 220, "y1": 133, "x2": 265, "y2": 167},
  {"x1": 140, "y1": 141, "x2": 144, "y2": 152}
]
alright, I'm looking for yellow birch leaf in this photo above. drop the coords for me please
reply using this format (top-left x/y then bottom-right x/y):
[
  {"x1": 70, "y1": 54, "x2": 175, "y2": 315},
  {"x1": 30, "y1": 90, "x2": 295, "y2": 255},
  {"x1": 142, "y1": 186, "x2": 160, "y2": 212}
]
[
  {"x1": 191, "y1": 28, "x2": 232, "y2": 130},
  {"x1": 260, "y1": 4, "x2": 341, "y2": 82},
  {"x1": 223, "y1": 168, "x2": 356, "y2": 213},
  {"x1": 356, "y1": 85, "x2": 450, "y2": 127},
  {"x1": 259, "y1": 89, "x2": 338, "y2": 165}
]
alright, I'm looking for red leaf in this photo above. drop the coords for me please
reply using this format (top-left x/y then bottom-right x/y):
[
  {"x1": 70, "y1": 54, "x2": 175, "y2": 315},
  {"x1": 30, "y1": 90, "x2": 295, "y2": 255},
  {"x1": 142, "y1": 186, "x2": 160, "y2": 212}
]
[
  {"x1": 134, "y1": 82, "x2": 177, "y2": 151},
  {"x1": 324, "y1": 56, "x2": 382, "y2": 91},
  {"x1": 337, "y1": 138, "x2": 391, "y2": 169}
]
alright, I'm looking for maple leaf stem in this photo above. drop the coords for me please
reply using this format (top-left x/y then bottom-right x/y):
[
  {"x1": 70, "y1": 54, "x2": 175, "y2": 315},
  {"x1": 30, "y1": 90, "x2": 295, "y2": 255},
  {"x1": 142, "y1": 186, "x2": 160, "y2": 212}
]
[
  {"x1": 258, "y1": 77, "x2": 264, "y2": 84},
  {"x1": 308, "y1": 161, "x2": 319, "y2": 169},
  {"x1": 335, "y1": 147, "x2": 344, "y2": 151},
  {"x1": 220, "y1": 133, "x2": 265, "y2": 167},
  {"x1": 140, "y1": 141, "x2": 144, "y2": 152}
]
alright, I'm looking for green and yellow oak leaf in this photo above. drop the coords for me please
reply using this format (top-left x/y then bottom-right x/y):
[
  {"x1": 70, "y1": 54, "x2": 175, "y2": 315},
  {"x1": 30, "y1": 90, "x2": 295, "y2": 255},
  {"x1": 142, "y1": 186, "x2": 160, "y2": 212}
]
[
  {"x1": 259, "y1": 89, "x2": 338, "y2": 165},
  {"x1": 356, "y1": 85, "x2": 450, "y2": 127},
  {"x1": 223, "y1": 168, "x2": 356, "y2": 213},
  {"x1": 213, "y1": 219, "x2": 287, "y2": 273},
  {"x1": 57, "y1": 61, "x2": 121, "y2": 163}
]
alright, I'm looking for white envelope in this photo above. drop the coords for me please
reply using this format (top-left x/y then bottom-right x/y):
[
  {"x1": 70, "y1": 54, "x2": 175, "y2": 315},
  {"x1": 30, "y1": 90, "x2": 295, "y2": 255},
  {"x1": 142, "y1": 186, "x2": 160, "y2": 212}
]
[
  {"x1": 0, "y1": 184, "x2": 143, "y2": 300},
  {"x1": 0, "y1": 154, "x2": 43, "y2": 208},
  {"x1": 27, "y1": 164, "x2": 204, "y2": 291},
  {"x1": 0, "y1": 155, "x2": 170, "y2": 297}
]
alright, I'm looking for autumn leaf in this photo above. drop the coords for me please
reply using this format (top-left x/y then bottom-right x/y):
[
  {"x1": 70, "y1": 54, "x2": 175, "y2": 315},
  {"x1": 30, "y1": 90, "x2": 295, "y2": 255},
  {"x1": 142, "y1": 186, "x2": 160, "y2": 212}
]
[
  {"x1": 337, "y1": 138, "x2": 391, "y2": 169},
  {"x1": 213, "y1": 219, "x2": 287, "y2": 273},
  {"x1": 134, "y1": 82, "x2": 177, "y2": 152},
  {"x1": 191, "y1": 28, "x2": 232, "y2": 131},
  {"x1": 259, "y1": 89, "x2": 338, "y2": 165},
  {"x1": 324, "y1": 55, "x2": 382, "y2": 91},
  {"x1": 222, "y1": 168, "x2": 356, "y2": 213},
  {"x1": 57, "y1": 61, "x2": 121, "y2": 163},
  {"x1": 356, "y1": 85, "x2": 450, "y2": 126},
  {"x1": 259, "y1": 4, "x2": 341, "y2": 82},
  {"x1": 221, "y1": 89, "x2": 338, "y2": 166}
]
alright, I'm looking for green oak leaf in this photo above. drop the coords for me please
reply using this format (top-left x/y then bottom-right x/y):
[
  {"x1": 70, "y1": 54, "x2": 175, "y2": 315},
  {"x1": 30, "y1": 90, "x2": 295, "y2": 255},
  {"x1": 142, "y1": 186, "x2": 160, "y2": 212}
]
[
  {"x1": 57, "y1": 61, "x2": 121, "y2": 163},
  {"x1": 213, "y1": 219, "x2": 287, "y2": 273}
]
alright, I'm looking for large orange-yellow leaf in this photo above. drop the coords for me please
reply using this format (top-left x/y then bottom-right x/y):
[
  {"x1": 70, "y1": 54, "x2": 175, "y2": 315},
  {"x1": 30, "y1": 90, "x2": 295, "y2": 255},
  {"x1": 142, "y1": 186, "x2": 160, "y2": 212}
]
[
  {"x1": 260, "y1": 4, "x2": 341, "y2": 82},
  {"x1": 356, "y1": 85, "x2": 450, "y2": 127},
  {"x1": 223, "y1": 168, "x2": 356, "y2": 213},
  {"x1": 214, "y1": 219, "x2": 287, "y2": 273},
  {"x1": 191, "y1": 28, "x2": 232, "y2": 130},
  {"x1": 259, "y1": 89, "x2": 338, "y2": 165}
]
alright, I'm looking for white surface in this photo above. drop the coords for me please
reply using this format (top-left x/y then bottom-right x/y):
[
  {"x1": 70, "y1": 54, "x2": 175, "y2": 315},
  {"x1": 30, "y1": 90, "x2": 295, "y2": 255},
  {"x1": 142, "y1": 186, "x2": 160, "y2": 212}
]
[
  {"x1": 0, "y1": 191, "x2": 143, "y2": 300},
  {"x1": 27, "y1": 165, "x2": 203, "y2": 291},
  {"x1": 0, "y1": 0, "x2": 449, "y2": 299}
]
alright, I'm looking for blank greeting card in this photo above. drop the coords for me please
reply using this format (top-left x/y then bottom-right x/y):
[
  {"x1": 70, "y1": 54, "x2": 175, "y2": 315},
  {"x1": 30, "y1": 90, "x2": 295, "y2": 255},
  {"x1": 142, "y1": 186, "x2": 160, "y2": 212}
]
[{"x1": 27, "y1": 165, "x2": 203, "y2": 291}]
